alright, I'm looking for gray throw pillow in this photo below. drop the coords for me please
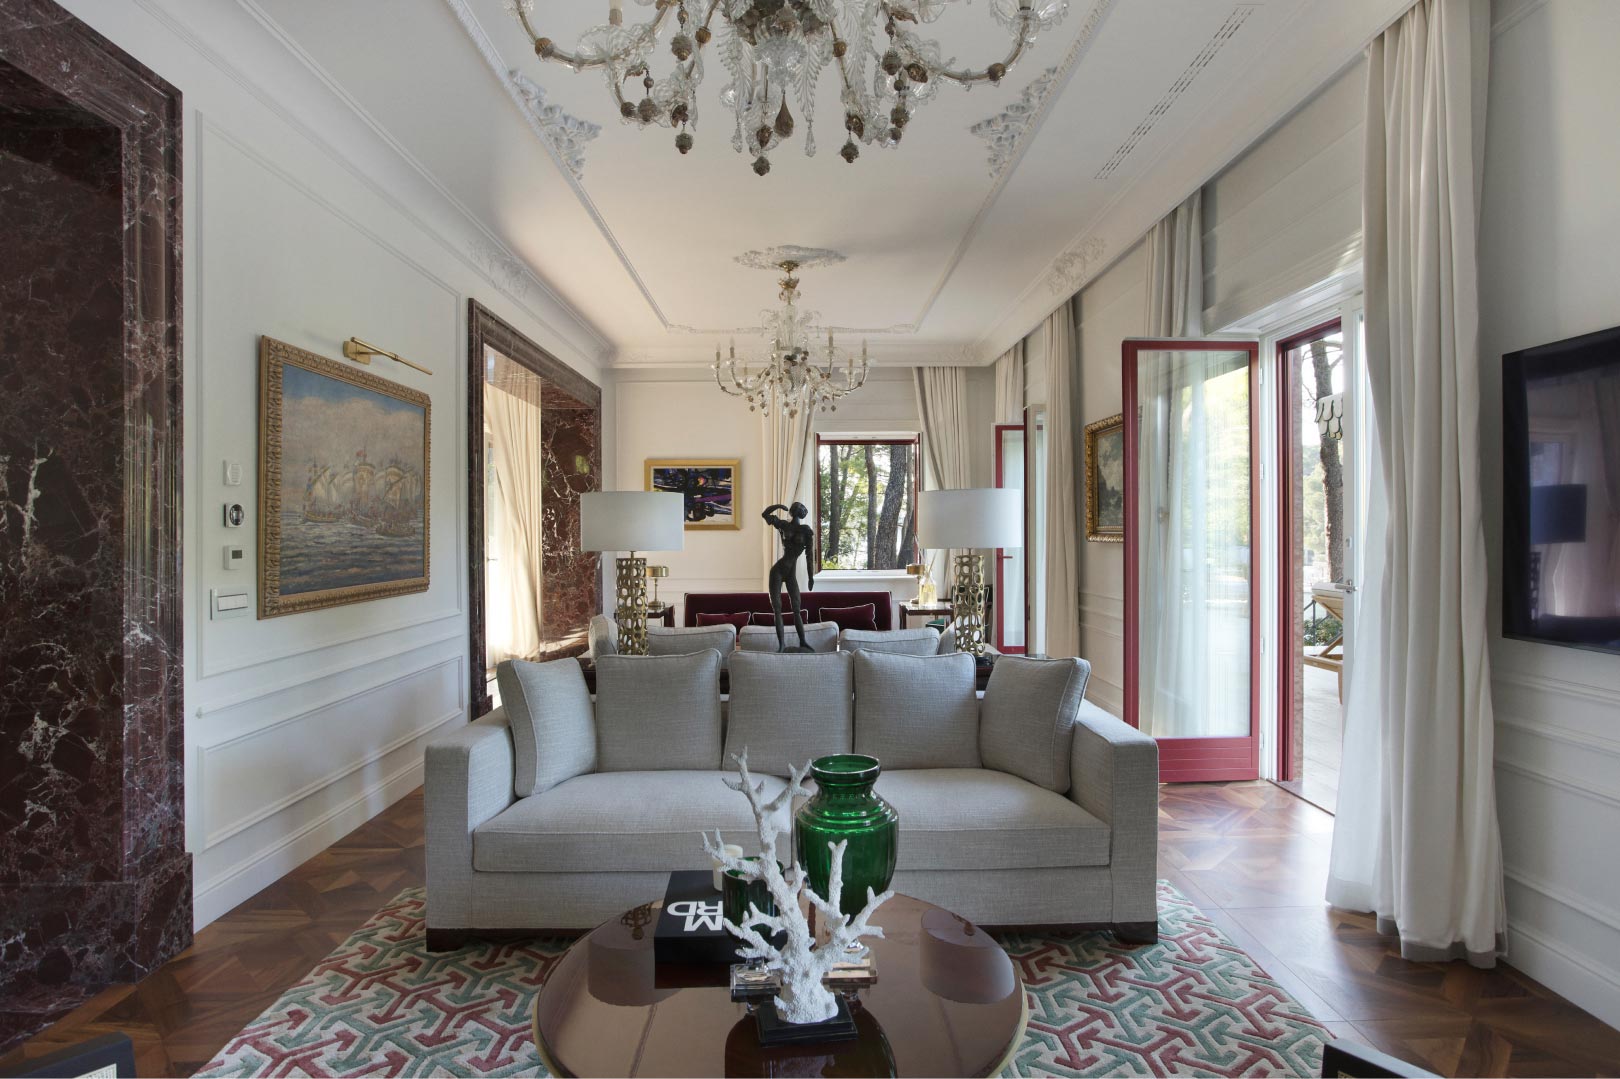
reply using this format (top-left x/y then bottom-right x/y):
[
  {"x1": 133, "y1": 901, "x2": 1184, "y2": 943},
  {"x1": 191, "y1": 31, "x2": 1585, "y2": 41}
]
[
  {"x1": 852, "y1": 651, "x2": 980, "y2": 769},
  {"x1": 737, "y1": 621, "x2": 839, "y2": 653},
  {"x1": 979, "y1": 655, "x2": 1091, "y2": 793},
  {"x1": 496, "y1": 657, "x2": 596, "y2": 798},
  {"x1": 647, "y1": 624, "x2": 737, "y2": 669},
  {"x1": 840, "y1": 628, "x2": 941, "y2": 656},
  {"x1": 725, "y1": 651, "x2": 853, "y2": 776},
  {"x1": 595, "y1": 651, "x2": 724, "y2": 771}
]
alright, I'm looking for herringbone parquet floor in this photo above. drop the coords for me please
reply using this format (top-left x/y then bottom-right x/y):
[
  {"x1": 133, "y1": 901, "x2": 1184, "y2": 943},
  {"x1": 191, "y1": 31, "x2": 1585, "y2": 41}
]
[{"x1": 4, "y1": 782, "x2": 1617, "y2": 1077}]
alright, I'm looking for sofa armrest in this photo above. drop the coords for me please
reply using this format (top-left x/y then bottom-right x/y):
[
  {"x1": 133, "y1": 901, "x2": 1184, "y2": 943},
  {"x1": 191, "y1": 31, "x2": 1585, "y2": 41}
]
[
  {"x1": 1069, "y1": 700, "x2": 1159, "y2": 923},
  {"x1": 425, "y1": 708, "x2": 516, "y2": 930}
]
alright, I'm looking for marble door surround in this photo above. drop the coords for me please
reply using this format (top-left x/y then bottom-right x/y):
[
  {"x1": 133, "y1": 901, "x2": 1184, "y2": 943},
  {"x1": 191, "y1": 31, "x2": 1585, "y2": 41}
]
[
  {"x1": 0, "y1": 0, "x2": 188, "y2": 1047},
  {"x1": 465, "y1": 299, "x2": 601, "y2": 716}
]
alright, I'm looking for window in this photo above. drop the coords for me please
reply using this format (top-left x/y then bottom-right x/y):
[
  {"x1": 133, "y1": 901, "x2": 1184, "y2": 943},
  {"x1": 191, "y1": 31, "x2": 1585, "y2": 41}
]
[{"x1": 815, "y1": 436, "x2": 919, "y2": 571}]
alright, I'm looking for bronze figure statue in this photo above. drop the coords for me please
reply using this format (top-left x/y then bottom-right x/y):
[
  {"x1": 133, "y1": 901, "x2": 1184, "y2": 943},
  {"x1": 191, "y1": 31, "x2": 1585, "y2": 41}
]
[{"x1": 762, "y1": 502, "x2": 815, "y2": 652}]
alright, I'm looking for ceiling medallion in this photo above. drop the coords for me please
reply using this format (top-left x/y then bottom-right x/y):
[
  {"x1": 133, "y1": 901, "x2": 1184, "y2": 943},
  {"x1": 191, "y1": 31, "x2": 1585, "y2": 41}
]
[
  {"x1": 713, "y1": 259, "x2": 869, "y2": 417},
  {"x1": 508, "y1": 0, "x2": 1069, "y2": 176}
]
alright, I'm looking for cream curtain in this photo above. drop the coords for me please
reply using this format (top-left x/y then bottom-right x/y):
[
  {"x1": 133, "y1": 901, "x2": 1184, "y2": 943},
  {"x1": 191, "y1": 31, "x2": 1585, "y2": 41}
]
[
  {"x1": 1146, "y1": 189, "x2": 1204, "y2": 338},
  {"x1": 1035, "y1": 309, "x2": 1080, "y2": 658},
  {"x1": 1326, "y1": 0, "x2": 1505, "y2": 966},
  {"x1": 484, "y1": 380, "x2": 545, "y2": 665},
  {"x1": 914, "y1": 367, "x2": 974, "y2": 592},
  {"x1": 761, "y1": 406, "x2": 817, "y2": 584},
  {"x1": 993, "y1": 342, "x2": 1025, "y2": 425}
]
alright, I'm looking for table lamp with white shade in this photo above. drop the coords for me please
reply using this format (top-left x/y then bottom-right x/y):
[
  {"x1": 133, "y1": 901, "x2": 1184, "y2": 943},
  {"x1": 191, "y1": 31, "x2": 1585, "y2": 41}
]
[
  {"x1": 580, "y1": 491, "x2": 684, "y2": 655},
  {"x1": 917, "y1": 488, "x2": 1023, "y2": 658}
]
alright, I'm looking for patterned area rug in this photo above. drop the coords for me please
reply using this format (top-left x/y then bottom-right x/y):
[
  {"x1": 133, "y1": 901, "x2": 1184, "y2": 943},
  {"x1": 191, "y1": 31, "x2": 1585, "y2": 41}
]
[{"x1": 197, "y1": 883, "x2": 1327, "y2": 1077}]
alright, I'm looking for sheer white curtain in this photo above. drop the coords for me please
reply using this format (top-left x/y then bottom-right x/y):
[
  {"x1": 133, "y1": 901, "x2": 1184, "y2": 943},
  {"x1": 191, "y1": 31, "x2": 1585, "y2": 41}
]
[
  {"x1": 1035, "y1": 309, "x2": 1081, "y2": 658},
  {"x1": 915, "y1": 367, "x2": 973, "y2": 592},
  {"x1": 761, "y1": 406, "x2": 817, "y2": 582},
  {"x1": 1326, "y1": 0, "x2": 1505, "y2": 966},
  {"x1": 484, "y1": 381, "x2": 545, "y2": 664},
  {"x1": 993, "y1": 342, "x2": 1025, "y2": 425}
]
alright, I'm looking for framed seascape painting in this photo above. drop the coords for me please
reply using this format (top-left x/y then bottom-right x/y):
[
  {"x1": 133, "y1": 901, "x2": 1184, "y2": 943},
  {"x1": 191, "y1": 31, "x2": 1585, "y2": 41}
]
[
  {"x1": 646, "y1": 458, "x2": 740, "y2": 530},
  {"x1": 259, "y1": 336, "x2": 431, "y2": 617},
  {"x1": 1084, "y1": 413, "x2": 1125, "y2": 542}
]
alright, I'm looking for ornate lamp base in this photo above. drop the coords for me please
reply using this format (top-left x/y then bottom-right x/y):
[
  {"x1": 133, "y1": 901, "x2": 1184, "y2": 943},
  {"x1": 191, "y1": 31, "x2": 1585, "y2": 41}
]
[
  {"x1": 615, "y1": 553, "x2": 650, "y2": 655},
  {"x1": 952, "y1": 552, "x2": 988, "y2": 657}
]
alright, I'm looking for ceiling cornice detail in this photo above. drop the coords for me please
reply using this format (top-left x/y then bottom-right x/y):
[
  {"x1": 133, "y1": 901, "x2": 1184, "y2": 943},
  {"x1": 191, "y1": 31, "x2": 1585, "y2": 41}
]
[
  {"x1": 507, "y1": 71, "x2": 600, "y2": 180},
  {"x1": 1047, "y1": 236, "x2": 1108, "y2": 295},
  {"x1": 969, "y1": 66, "x2": 1062, "y2": 177}
]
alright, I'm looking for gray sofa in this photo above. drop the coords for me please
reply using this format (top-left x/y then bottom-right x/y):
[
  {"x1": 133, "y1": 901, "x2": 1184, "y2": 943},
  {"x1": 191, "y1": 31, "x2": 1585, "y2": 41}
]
[{"x1": 424, "y1": 646, "x2": 1158, "y2": 950}]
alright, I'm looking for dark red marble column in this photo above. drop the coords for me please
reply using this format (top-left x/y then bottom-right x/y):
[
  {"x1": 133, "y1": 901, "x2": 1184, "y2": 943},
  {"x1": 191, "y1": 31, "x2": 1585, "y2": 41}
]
[{"x1": 0, "y1": 0, "x2": 187, "y2": 1050}]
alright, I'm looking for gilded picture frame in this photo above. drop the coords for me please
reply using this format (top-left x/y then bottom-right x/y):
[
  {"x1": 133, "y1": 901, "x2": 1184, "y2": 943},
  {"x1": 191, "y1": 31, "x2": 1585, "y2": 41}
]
[
  {"x1": 1084, "y1": 413, "x2": 1125, "y2": 543},
  {"x1": 259, "y1": 335, "x2": 431, "y2": 617},
  {"x1": 645, "y1": 458, "x2": 741, "y2": 530}
]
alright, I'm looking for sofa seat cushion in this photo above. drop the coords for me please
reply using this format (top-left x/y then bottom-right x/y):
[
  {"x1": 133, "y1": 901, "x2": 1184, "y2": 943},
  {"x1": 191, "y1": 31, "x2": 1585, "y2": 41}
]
[
  {"x1": 874, "y1": 769, "x2": 1108, "y2": 871},
  {"x1": 474, "y1": 771, "x2": 787, "y2": 874}
]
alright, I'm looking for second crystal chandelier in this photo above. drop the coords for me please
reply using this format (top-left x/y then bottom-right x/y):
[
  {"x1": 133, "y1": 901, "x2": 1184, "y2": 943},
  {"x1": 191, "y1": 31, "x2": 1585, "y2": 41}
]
[{"x1": 510, "y1": 0, "x2": 1068, "y2": 176}]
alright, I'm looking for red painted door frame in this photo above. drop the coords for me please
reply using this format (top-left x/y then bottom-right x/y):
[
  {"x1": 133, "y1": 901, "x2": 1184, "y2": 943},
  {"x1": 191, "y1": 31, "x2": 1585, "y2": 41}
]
[
  {"x1": 1274, "y1": 319, "x2": 1343, "y2": 783},
  {"x1": 993, "y1": 422, "x2": 1028, "y2": 654},
  {"x1": 1123, "y1": 338, "x2": 1262, "y2": 782}
]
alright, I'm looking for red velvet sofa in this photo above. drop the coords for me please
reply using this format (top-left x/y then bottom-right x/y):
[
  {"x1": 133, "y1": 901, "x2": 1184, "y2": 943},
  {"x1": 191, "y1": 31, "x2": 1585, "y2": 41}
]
[{"x1": 681, "y1": 590, "x2": 894, "y2": 631}]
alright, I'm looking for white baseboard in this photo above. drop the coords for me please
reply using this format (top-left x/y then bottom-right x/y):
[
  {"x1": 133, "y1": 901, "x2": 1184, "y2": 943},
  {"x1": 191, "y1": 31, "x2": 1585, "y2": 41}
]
[
  {"x1": 192, "y1": 753, "x2": 427, "y2": 930},
  {"x1": 1506, "y1": 919, "x2": 1620, "y2": 1032}
]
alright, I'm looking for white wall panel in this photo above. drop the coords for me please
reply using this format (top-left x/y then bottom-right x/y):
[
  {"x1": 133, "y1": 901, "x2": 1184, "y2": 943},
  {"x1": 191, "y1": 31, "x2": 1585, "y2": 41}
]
[
  {"x1": 58, "y1": 0, "x2": 608, "y2": 931},
  {"x1": 1479, "y1": 0, "x2": 1620, "y2": 1029}
]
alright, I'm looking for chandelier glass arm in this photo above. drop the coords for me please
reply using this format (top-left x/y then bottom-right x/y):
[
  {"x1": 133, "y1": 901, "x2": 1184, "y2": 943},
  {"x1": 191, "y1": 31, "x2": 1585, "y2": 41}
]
[{"x1": 876, "y1": 2, "x2": 1037, "y2": 84}]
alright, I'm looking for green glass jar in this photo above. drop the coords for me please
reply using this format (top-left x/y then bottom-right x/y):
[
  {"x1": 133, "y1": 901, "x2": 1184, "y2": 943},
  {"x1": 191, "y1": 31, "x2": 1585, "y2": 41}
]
[{"x1": 794, "y1": 754, "x2": 899, "y2": 916}]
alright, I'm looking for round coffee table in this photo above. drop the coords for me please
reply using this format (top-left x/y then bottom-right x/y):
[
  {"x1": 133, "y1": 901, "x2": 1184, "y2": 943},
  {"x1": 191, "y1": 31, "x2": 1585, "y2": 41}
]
[{"x1": 531, "y1": 893, "x2": 1027, "y2": 1077}]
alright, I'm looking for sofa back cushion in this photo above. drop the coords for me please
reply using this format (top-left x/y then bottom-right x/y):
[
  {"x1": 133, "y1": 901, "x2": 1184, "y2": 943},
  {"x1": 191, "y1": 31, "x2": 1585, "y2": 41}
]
[
  {"x1": 595, "y1": 651, "x2": 723, "y2": 771},
  {"x1": 737, "y1": 621, "x2": 839, "y2": 653},
  {"x1": 852, "y1": 651, "x2": 980, "y2": 769},
  {"x1": 725, "y1": 651, "x2": 853, "y2": 776},
  {"x1": 979, "y1": 655, "x2": 1090, "y2": 793},
  {"x1": 695, "y1": 611, "x2": 749, "y2": 630},
  {"x1": 496, "y1": 657, "x2": 596, "y2": 797},
  {"x1": 819, "y1": 602, "x2": 879, "y2": 631},
  {"x1": 840, "y1": 627, "x2": 941, "y2": 656},
  {"x1": 647, "y1": 624, "x2": 737, "y2": 668}
]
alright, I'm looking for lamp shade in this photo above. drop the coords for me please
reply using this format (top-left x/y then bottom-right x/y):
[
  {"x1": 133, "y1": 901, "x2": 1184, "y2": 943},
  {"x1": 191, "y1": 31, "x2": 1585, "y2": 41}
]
[
  {"x1": 917, "y1": 488, "x2": 1023, "y2": 549},
  {"x1": 580, "y1": 491, "x2": 684, "y2": 553}
]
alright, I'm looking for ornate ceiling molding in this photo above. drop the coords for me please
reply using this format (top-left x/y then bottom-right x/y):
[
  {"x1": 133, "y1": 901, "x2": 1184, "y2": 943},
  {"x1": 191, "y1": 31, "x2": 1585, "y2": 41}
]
[
  {"x1": 735, "y1": 246, "x2": 847, "y2": 272},
  {"x1": 1046, "y1": 236, "x2": 1107, "y2": 295},
  {"x1": 508, "y1": 71, "x2": 600, "y2": 180},
  {"x1": 969, "y1": 66, "x2": 1061, "y2": 177}
]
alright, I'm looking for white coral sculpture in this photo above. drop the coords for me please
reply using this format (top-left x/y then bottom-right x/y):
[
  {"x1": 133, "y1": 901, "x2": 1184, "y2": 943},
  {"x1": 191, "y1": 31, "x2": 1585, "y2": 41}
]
[{"x1": 702, "y1": 749, "x2": 893, "y2": 1025}]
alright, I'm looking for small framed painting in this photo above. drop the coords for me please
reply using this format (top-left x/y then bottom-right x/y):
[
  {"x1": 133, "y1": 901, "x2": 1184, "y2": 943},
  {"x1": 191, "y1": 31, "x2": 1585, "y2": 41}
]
[
  {"x1": 1084, "y1": 414, "x2": 1124, "y2": 542},
  {"x1": 259, "y1": 336, "x2": 431, "y2": 616},
  {"x1": 646, "y1": 458, "x2": 740, "y2": 530}
]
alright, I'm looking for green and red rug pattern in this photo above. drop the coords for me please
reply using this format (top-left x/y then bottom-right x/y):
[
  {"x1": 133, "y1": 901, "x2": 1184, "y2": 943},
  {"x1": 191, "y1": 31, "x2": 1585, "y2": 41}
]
[{"x1": 197, "y1": 883, "x2": 1328, "y2": 1077}]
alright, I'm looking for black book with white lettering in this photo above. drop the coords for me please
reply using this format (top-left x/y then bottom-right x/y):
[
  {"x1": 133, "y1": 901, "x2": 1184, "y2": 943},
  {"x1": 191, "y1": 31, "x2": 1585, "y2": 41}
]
[{"x1": 653, "y1": 870, "x2": 740, "y2": 967}]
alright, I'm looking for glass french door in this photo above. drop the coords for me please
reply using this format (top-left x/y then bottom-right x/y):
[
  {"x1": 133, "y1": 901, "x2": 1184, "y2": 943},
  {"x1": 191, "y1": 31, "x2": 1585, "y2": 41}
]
[
  {"x1": 1124, "y1": 339, "x2": 1261, "y2": 782},
  {"x1": 994, "y1": 423, "x2": 1027, "y2": 653}
]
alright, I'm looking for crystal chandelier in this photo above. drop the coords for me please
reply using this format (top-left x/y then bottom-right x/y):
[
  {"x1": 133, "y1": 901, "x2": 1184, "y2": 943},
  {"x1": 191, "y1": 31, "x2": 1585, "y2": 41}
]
[
  {"x1": 510, "y1": 0, "x2": 1068, "y2": 175},
  {"x1": 713, "y1": 259, "x2": 869, "y2": 417}
]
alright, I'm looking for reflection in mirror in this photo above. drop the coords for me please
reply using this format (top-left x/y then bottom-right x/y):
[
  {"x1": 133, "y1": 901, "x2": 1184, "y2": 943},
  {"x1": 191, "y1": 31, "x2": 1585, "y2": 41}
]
[{"x1": 1135, "y1": 348, "x2": 1252, "y2": 740}]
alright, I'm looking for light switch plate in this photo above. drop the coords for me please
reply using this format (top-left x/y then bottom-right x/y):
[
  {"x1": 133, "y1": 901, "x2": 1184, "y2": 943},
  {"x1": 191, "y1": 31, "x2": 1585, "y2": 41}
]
[{"x1": 210, "y1": 589, "x2": 249, "y2": 620}]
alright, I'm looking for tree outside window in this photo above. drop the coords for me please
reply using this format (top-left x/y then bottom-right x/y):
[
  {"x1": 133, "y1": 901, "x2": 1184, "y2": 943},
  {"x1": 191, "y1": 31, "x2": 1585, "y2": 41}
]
[{"x1": 816, "y1": 437, "x2": 919, "y2": 571}]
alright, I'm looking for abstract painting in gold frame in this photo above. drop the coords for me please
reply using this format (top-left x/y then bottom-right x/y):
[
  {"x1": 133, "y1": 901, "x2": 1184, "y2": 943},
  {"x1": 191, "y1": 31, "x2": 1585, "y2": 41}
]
[
  {"x1": 645, "y1": 458, "x2": 741, "y2": 530},
  {"x1": 259, "y1": 335, "x2": 431, "y2": 617},
  {"x1": 1084, "y1": 413, "x2": 1124, "y2": 543}
]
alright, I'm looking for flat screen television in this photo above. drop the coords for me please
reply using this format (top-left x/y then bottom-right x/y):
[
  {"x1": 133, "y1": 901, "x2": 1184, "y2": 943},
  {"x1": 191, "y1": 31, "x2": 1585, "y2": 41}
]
[{"x1": 1502, "y1": 324, "x2": 1620, "y2": 653}]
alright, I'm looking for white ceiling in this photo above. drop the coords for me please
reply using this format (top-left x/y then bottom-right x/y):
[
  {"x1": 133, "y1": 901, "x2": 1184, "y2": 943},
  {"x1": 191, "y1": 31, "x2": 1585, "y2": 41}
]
[{"x1": 248, "y1": 0, "x2": 1408, "y2": 367}]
